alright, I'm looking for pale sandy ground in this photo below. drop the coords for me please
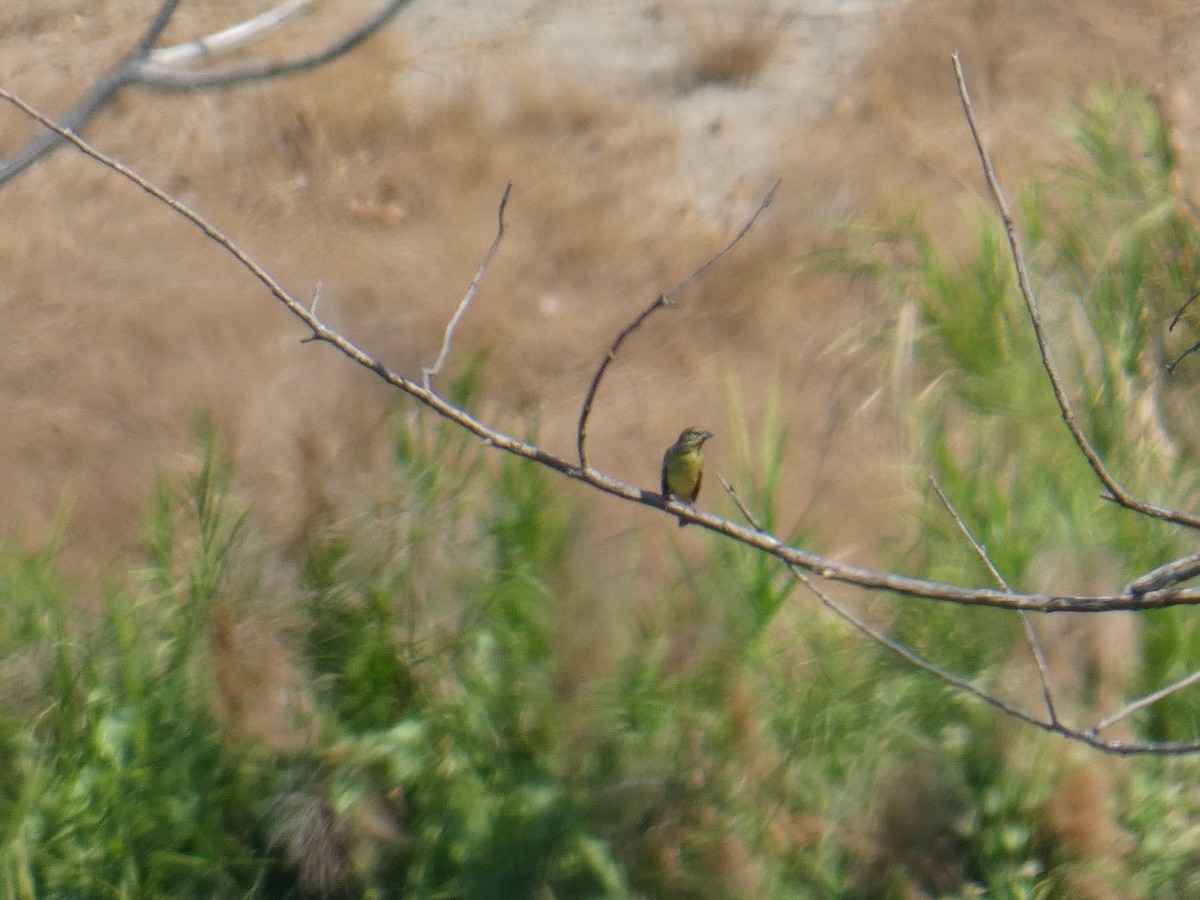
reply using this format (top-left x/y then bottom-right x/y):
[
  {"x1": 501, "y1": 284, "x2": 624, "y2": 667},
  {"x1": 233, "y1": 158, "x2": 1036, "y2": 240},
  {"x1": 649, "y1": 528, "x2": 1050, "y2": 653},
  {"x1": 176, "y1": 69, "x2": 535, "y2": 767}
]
[{"x1": 393, "y1": 0, "x2": 906, "y2": 222}]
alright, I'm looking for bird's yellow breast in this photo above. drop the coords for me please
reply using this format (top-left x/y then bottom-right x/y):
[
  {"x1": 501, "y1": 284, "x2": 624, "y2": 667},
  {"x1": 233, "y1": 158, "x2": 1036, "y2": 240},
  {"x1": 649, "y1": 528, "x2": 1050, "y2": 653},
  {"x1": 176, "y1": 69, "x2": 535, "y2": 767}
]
[{"x1": 664, "y1": 447, "x2": 704, "y2": 502}]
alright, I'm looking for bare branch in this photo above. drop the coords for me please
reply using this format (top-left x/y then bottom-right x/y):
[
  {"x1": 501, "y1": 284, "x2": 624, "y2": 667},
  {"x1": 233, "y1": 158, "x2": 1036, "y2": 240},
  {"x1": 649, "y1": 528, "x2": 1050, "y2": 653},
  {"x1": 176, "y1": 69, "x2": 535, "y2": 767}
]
[
  {"x1": 9, "y1": 86, "x2": 1170, "y2": 613},
  {"x1": 1167, "y1": 338, "x2": 1200, "y2": 373},
  {"x1": 720, "y1": 475, "x2": 1200, "y2": 755},
  {"x1": 0, "y1": 0, "x2": 408, "y2": 187},
  {"x1": 131, "y1": 0, "x2": 186, "y2": 59},
  {"x1": 1127, "y1": 552, "x2": 1200, "y2": 596},
  {"x1": 12, "y1": 86, "x2": 1200, "y2": 755},
  {"x1": 1090, "y1": 667, "x2": 1200, "y2": 736},
  {"x1": 952, "y1": 51, "x2": 1200, "y2": 531},
  {"x1": 132, "y1": 0, "x2": 410, "y2": 90},
  {"x1": 929, "y1": 476, "x2": 1060, "y2": 726},
  {"x1": 1169, "y1": 288, "x2": 1200, "y2": 333},
  {"x1": 0, "y1": 0, "x2": 182, "y2": 186},
  {"x1": 0, "y1": 89, "x2": 298, "y2": 319},
  {"x1": 928, "y1": 478, "x2": 1009, "y2": 591},
  {"x1": 423, "y1": 182, "x2": 511, "y2": 391},
  {"x1": 149, "y1": 0, "x2": 313, "y2": 68},
  {"x1": 716, "y1": 473, "x2": 759, "y2": 530},
  {"x1": 797, "y1": 568, "x2": 1200, "y2": 754},
  {"x1": 1166, "y1": 289, "x2": 1200, "y2": 371},
  {"x1": 575, "y1": 181, "x2": 779, "y2": 471}
]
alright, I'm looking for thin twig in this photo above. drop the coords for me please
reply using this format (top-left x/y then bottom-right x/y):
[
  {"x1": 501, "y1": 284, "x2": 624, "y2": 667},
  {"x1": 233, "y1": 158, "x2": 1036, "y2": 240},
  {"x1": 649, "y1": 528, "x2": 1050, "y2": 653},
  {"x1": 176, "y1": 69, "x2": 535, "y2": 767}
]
[
  {"x1": 717, "y1": 473, "x2": 760, "y2": 530},
  {"x1": 0, "y1": 0, "x2": 409, "y2": 187},
  {"x1": 576, "y1": 181, "x2": 779, "y2": 470},
  {"x1": 929, "y1": 476, "x2": 1060, "y2": 726},
  {"x1": 718, "y1": 474, "x2": 1200, "y2": 755},
  {"x1": 0, "y1": 88, "x2": 296, "y2": 313},
  {"x1": 1160, "y1": 236, "x2": 1198, "y2": 373},
  {"x1": 149, "y1": 0, "x2": 313, "y2": 68},
  {"x1": 1167, "y1": 338, "x2": 1200, "y2": 373},
  {"x1": 720, "y1": 475, "x2": 1044, "y2": 723},
  {"x1": 423, "y1": 182, "x2": 511, "y2": 391},
  {"x1": 1127, "y1": 552, "x2": 1200, "y2": 596},
  {"x1": 791, "y1": 567, "x2": 1186, "y2": 753},
  {"x1": 952, "y1": 51, "x2": 1200, "y2": 531},
  {"x1": 1169, "y1": 288, "x2": 1200, "y2": 332},
  {"x1": 0, "y1": 0, "x2": 182, "y2": 187},
  {"x1": 1089, "y1": 666, "x2": 1200, "y2": 735},
  {"x1": 131, "y1": 0, "x2": 410, "y2": 90},
  {"x1": 14, "y1": 87, "x2": 1200, "y2": 759}
]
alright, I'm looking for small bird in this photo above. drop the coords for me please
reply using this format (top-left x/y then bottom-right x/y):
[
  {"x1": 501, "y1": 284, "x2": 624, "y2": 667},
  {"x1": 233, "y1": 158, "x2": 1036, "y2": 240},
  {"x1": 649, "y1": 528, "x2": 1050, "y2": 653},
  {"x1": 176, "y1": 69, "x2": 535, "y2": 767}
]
[{"x1": 660, "y1": 427, "x2": 713, "y2": 528}]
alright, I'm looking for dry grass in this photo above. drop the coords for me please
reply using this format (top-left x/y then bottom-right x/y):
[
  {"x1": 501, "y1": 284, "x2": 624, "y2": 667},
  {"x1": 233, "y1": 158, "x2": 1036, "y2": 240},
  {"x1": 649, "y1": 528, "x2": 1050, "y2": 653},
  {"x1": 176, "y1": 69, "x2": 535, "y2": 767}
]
[
  {"x1": 1, "y1": 0, "x2": 1198, "y2": 588},
  {"x1": 0, "y1": 1, "x2": 885, "y2": 581},
  {"x1": 845, "y1": 755, "x2": 966, "y2": 896},
  {"x1": 789, "y1": 0, "x2": 1200, "y2": 237},
  {"x1": 5, "y1": 2, "x2": 1200, "y2": 890},
  {"x1": 678, "y1": 5, "x2": 783, "y2": 89}
]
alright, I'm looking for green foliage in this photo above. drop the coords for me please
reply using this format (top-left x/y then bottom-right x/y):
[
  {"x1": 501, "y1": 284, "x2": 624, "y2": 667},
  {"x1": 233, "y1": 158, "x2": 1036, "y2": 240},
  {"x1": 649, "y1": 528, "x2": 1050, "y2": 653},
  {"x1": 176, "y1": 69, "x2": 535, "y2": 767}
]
[
  {"x1": 816, "y1": 81, "x2": 1200, "y2": 895},
  {"x1": 711, "y1": 375, "x2": 801, "y2": 637},
  {"x1": 1123, "y1": 755, "x2": 1200, "y2": 895},
  {"x1": 0, "y1": 364, "x2": 939, "y2": 896},
  {"x1": 0, "y1": 427, "x2": 264, "y2": 897},
  {"x1": 300, "y1": 379, "x2": 627, "y2": 897},
  {"x1": 10, "y1": 84, "x2": 1200, "y2": 898}
]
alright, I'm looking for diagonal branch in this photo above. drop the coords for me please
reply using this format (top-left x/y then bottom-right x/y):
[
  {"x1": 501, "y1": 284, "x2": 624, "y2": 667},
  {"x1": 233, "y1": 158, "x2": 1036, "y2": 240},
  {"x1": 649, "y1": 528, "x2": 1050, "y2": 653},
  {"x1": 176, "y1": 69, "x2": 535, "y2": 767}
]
[
  {"x1": 1128, "y1": 552, "x2": 1200, "y2": 596},
  {"x1": 794, "y1": 567, "x2": 1200, "y2": 754},
  {"x1": 1166, "y1": 289, "x2": 1200, "y2": 371},
  {"x1": 575, "y1": 181, "x2": 779, "y2": 471},
  {"x1": 0, "y1": 0, "x2": 409, "y2": 187},
  {"x1": 719, "y1": 474, "x2": 1200, "y2": 755},
  {"x1": 11, "y1": 82, "x2": 1200, "y2": 617},
  {"x1": 148, "y1": 0, "x2": 313, "y2": 68},
  {"x1": 131, "y1": 0, "x2": 410, "y2": 90},
  {"x1": 952, "y1": 51, "x2": 1200, "y2": 531},
  {"x1": 929, "y1": 476, "x2": 1060, "y2": 726},
  {"x1": 1089, "y1": 666, "x2": 1200, "y2": 736},
  {"x1": 422, "y1": 182, "x2": 512, "y2": 391},
  {"x1": 0, "y1": 0, "x2": 182, "y2": 186},
  {"x1": 13, "y1": 85, "x2": 1200, "y2": 757}
]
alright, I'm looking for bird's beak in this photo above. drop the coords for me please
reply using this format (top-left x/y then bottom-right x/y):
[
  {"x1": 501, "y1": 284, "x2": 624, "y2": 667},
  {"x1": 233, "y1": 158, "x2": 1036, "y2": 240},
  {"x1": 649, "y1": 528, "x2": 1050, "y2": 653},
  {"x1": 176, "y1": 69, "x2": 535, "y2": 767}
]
[{"x1": 700, "y1": 431, "x2": 714, "y2": 443}]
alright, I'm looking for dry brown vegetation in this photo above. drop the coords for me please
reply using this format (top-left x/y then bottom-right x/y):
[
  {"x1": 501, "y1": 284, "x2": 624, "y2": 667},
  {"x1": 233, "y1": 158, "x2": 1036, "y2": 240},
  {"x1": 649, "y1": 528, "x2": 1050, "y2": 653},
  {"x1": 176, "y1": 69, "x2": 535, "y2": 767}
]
[
  {"x1": 0, "y1": 0, "x2": 1195, "y2": 630},
  {"x1": 4, "y1": 1, "x2": 1197, "y2": 578},
  {"x1": 6, "y1": 1, "x2": 1200, "y2": 891},
  {"x1": 0, "y1": 3, "x2": 1193, "y2": 586},
  {"x1": 0, "y1": 0, "x2": 875, "y2": 577}
]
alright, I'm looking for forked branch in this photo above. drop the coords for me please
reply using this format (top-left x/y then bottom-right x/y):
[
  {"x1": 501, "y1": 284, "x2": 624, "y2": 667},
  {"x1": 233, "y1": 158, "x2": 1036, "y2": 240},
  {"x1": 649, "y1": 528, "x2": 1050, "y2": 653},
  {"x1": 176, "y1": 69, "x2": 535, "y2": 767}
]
[
  {"x1": 6, "y1": 57, "x2": 1200, "y2": 754},
  {"x1": 951, "y1": 51, "x2": 1200, "y2": 531},
  {"x1": 576, "y1": 182, "x2": 778, "y2": 471},
  {"x1": 716, "y1": 474, "x2": 1199, "y2": 754},
  {"x1": 0, "y1": 0, "x2": 410, "y2": 187}
]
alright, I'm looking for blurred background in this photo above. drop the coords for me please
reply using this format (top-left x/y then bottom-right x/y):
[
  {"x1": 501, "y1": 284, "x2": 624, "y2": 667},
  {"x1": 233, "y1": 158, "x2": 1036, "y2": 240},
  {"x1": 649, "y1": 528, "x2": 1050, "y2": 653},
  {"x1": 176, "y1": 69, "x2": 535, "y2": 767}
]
[
  {"x1": 4, "y1": 1, "x2": 1200, "y2": 896},
  {"x1": 3, "y1": 0, "x2": 1194, "y2": 574}
]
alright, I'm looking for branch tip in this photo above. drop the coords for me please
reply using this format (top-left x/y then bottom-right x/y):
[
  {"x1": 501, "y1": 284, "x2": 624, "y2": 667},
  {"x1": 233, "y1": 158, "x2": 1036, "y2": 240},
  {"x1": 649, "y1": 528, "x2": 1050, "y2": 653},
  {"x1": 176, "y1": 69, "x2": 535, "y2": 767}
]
[
  {"x1": 575, "y1": 183, "x2": 779, "y2": 469},
  {"x1": 422, "y1": 181, "x2": 511, "y2": 390}
]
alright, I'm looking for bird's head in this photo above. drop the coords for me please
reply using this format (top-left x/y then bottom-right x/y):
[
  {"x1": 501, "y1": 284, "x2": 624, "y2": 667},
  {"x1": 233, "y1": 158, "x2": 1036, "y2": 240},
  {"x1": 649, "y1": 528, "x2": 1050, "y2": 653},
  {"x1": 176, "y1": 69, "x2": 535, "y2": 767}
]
[{"x1": 677, "y1": 427, "x2": 714, "y2": 451}]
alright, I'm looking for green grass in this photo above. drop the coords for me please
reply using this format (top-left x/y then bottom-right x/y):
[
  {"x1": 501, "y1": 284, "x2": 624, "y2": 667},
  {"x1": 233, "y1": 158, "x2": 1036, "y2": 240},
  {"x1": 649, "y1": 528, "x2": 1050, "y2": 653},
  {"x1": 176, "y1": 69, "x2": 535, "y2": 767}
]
[
  {"x1": 807, "y1": 81, "x2": 1200, "y2": 894},
  {"x1": 7, "y1": 84, "x2": 1200, "y2": 897}
]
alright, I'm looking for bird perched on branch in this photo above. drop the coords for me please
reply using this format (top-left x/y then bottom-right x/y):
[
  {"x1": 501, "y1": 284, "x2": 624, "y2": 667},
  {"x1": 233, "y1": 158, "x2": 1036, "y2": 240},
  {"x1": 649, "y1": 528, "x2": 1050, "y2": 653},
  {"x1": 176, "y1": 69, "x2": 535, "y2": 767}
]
[{"x1": 661, "y1": 427, "x2": 713, "y2": 528}]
